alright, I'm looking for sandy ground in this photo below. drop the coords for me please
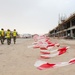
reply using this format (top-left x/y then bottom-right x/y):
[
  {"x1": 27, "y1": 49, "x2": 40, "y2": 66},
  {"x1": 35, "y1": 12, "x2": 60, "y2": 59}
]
[{"x1": 0, "y1": 38, "x2": 75, "y2": 75}]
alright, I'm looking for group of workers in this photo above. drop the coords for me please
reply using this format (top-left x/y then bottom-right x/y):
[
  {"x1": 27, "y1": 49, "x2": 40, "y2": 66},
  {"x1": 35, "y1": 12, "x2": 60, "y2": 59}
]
[{"x1": 0, "y1": 28, "x2": 18, "y2": 45}]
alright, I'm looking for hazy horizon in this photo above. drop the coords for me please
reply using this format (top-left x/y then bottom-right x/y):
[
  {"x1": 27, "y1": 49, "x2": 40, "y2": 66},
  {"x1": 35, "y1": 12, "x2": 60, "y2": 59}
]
[{"x1": 0, "y1": 0, "x2": 75, "y2": 35}]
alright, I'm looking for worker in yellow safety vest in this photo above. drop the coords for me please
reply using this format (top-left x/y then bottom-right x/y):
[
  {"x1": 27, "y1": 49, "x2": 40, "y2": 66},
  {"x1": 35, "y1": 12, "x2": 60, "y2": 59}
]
[
  {"x1": 12, "y1": 29, "x2": 18, "y2": 44},
  {"x1": 0, "y1": 28, "x2": 5, "y2": 44},
  {"x1": 6, "y1": 29, "x2": 11, "y2": 45},
  {"x1": 0, "y1": 30, "x2": 2, "y2": 44}
]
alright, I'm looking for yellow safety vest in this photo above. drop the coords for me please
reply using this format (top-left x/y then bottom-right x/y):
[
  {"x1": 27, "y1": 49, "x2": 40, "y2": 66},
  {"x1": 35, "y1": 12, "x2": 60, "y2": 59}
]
[
  {"x1": 0, "y1": 31, "x2": 1, "y2": 36},
  {"x1": 6, "y1": 31, "x2": 11, "y2": 38},
  {"x1": 1, "y1": 30, "x2": 4, "y2": 36},
  {"x1": 13, "y1": 31, "x2": 17, "y2": 37}
]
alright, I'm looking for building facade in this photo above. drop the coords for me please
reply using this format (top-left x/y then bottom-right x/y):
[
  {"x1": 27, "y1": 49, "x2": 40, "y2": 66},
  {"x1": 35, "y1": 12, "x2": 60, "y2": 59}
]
[{"x1": 49, "y1": 13, "x2": 75, "y2": 39}]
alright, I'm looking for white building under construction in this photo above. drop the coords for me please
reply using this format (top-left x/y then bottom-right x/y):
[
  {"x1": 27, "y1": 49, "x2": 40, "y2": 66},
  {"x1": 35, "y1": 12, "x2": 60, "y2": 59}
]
[{"x1": 49, "y1": 13, "x2": 75, "y2": 39}]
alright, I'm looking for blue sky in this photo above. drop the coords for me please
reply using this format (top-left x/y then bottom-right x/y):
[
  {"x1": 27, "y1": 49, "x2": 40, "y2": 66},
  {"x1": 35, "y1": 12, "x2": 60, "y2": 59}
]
[{"x1": 0, "y1": 0, "x2": 75, "y2": 34}]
